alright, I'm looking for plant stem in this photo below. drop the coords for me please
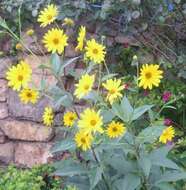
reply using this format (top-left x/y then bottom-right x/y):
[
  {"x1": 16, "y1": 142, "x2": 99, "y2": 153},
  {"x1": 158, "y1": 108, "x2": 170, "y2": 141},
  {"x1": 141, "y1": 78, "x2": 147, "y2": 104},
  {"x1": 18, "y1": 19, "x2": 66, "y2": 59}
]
[{"x1": 91, "y1": 147, "x2": 111, "y2": 190}]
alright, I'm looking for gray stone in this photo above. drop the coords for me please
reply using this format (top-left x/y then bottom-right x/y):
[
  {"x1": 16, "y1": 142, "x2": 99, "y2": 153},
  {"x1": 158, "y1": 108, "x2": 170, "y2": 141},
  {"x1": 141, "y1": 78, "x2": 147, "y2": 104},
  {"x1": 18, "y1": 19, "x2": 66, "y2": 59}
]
[
  {"x1": 8, "y1": 89, "x2": 52, "y2": 122},
  {"x1": 0, "y1": 57, "x2": 13, "y2": 79},
  {"x1": 0, "y1": 142, "x2": 14, "y2": 164},
  {"x1": 15, "y1": 142, "x2": 52, "y2": 168},
  {"x1": 0, "y1": 103, "x2": 8, "y2": 119},
  {"x1": 0, "y1": 79, "x2": 8, "y2": 102},
  {"x1": 0, "y1": 130, "x2": 6, "y2": 144},
  {"x1": 0, "y1": 119, "x2": 54, "y2": 142}
]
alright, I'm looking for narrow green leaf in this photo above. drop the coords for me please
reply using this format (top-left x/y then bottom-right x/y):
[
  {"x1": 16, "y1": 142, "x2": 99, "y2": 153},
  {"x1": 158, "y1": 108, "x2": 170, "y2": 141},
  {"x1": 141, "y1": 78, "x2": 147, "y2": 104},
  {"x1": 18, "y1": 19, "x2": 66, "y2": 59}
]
[
  {"x1": 149, "y1": 146, "x2": 180, "y2": 170},
  {"x1": 54, "y1": 163, "x2": 87, "y2": 177},
  {"x1": 51, "y1": 138, "x2": 76, "y2": 153},
  {"x1": 120, "y1": 96, "x2": 133, "y2": 122},
  {"x1": 155, "y1": 183, "x2": 176, "y2": 190},
  {"x1": 89, "y1": 167, "x2": 103, "y2": 190},
  {"x1": 138, "y1": 155, "x2": 152, "y2": 177},
  {"x1": 101, "y1": 73, "x2": 118, "y2": 82},
  {"x1": 100, "y1": 109, "x2": 115, "y2": 123},
  {"x1": 50, "y1": 53, "x2": 61, "y2": 75},
  {"x1": 137, "y1": 125, "x2": 166, "y2": 143},
  {"x1": 132, "y1": 105, "x2": 153, "y2": 121},
  {"x1": 59, "y1": 57, "x2": 79, "y2": 75},
  {"x1": 156, "y1": 171, "x2": 186, "y2": 184},
  {"x1": 114, "y1": 174, "x2": 141, "y2": 190}
]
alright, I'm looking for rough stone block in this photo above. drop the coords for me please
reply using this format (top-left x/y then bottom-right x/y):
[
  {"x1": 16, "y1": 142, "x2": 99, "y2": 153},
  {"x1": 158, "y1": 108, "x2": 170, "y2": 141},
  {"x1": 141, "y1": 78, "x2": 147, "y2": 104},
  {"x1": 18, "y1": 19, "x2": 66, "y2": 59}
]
[
  {"x1": 15, "y1": 142, "x2": 52, "y2": 168},
  {"x1": 8, "y1": 89, "x2": 52, "y2": 122},
  {"x1": 0, "y1": 142, "x2": 14, "y2": 164},
  {"x1": 0, "y1": 119, "x2": 54, "y2": 142},
  {"x1": 0, "y1": 57, "x2": 13, "y2": 79},
  {"x1": 0, "y1": 79, "x2": 8, "y2": 102},
  {"x1": 0, "y1": 103, "x2": 8, "y2": 119},
  {"x1": 0, "y1": 130, "x2": 6, "y2": 144}
]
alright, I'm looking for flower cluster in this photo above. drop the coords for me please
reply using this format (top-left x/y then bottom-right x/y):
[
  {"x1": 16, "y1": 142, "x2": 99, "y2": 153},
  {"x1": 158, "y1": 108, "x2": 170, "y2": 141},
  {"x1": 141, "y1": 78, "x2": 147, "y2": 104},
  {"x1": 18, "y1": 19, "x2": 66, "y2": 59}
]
[
  {"x1": 6, "y1": 60, "x2": 39, "y2": 105},
  {"x1": 6, "y1": 3, "x2": 175, "y2": 151}
]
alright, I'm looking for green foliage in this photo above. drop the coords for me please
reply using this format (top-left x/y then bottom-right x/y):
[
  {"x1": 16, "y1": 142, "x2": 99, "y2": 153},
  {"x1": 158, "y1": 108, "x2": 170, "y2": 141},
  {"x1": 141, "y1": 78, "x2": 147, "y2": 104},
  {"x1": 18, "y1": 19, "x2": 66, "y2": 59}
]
[
  {"x1": 0, "y1": 165, "x2": 62, "y2": 190},
  {"x1": 52, "y1": 96, "x2": 186, "y2": 190}
]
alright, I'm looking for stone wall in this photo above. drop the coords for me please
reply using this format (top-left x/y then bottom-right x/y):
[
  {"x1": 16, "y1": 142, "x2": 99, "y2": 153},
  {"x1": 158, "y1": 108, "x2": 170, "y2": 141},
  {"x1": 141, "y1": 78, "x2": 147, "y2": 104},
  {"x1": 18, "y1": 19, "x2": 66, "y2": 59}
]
[{"x1": 0, "y1": 26, "x2": 142, "y2": 168}]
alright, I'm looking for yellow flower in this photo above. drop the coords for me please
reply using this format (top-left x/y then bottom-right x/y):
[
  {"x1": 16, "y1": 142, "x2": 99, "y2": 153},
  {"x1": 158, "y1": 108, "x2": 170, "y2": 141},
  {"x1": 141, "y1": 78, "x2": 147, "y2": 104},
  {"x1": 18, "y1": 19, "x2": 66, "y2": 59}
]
[
  {"x1": 63, "y1": 111, "x2": 77, "y2": 127},
  {"x1": 42, "y1": 107, "x2": 54, "y2": 127},
  {"x1": 159, "y1": 126, "x2": 175, "y2": 144},
  {"x1": 76, "y1": 26, "x2": 86, "y2": 51},
  {"x1": 85, "y1": 39, "x2": 106, "y2": 64},
  {"x1": 26, "y1": 29, "x2": 34, "y2": 36},
  {"x1": 102, "y1": 78, "x2": 123, "y2": 104},
  {"x1": 16, "y1": 43, "x2": 23, "y2": 50},
  {"x1": 75, "y1": 131, "x2": 93, "y2": 151},
  {"x1": 78, "y1": 108, "x2": 103, "y2": 134},
  {"x1": 43, "y1": 28, "x2": 68, "y2": 54},
  {"x1": 74, "y1": 74, "x2": 95, "y2": 99},
  {"x1": 107, "y1": 121, "x2": 126, "y2": 138},
  {"x1": 139, "y1": 64, "x2": 163, "y2": 90},
  {"x1": 63, "y1": 18, "x2": 74, "y2": 26},
  {"x1": 37, "y1": 4, "x2": 58, "y2": 27},
  {"x1": 6, "y1": 60, "x2": 32, "y2": 91},
  {"x1": 19, "y1": 88, "x2": 39, "y2": 104}
]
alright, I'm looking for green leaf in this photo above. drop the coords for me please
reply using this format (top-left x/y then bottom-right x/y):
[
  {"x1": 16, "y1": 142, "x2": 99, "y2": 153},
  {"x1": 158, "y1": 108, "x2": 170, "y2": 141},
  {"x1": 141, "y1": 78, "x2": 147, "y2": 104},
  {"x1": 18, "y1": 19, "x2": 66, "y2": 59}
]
[
  {"x1": 105, "y1": 156, "x2": 137, "y2": 174},
  {"x1": 111, "y1": 102, "x2": 124, "y2": 121},
  {"x1": 54, "y1": 93, "x2": 73, "y2": 108},
  {"x1": 51, "y1": 138, "x2": 76, "y2": 153},
  {"x1": 114, "y1": 174, "x2": 141, "y2": 190},
  {"x1": 149, "y1": 146, "x2": 180, "y2": 170},
  {"x1": 138, "y1": 155, "x2": 152, "y2": 177},
  {"x1": 38, "y1": 64, "x2": 51, "y2": 70},
  {"x1": 132, "y1": 105, "x2": 153, "y2": 121},
  {"x1": 50, "y1": 53, "x2": 61, "y2": 75},
  {"x1": 155, "y1": 183, "x2": 176, "y2": 190},
  {"x1": 89, "y1": 167, "x2": 103, "y2": 190},
  {"x1": 120, "y1": 96, "x2": 133, "y2": 122},
  {"x1": 54, "y1": 161, "x2": 87, "y2": 177},
  {"x1": 101, "y1": 73, "x2": 118, "y2": 82},
  {"x1": 65, "y1": 176, "x2": 90, "y2": 190},
  {"x1": 155, "y1": 171, "x2": 186, "y2": 184},
  {"x1": 59, "y1": 57, "x2": 79, "y2": 75},
  {"x1": 100, "y1": 109, "x2": 115, "y2": 123},
  {"x1": 48, "y1": 85, "x2": 73, "y2": 108},
  {"x1": 136, "y1": 125, "x2": 166, "y2": 143}
]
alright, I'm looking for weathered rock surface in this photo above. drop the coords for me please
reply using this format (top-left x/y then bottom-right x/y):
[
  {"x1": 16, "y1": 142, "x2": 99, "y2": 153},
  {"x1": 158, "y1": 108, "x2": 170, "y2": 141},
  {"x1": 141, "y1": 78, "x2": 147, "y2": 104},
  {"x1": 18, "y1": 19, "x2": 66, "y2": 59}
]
[
  {"x1": 0, "y1": 57, "x2": 13, "y2": 78},
  {"x1": 15, "y1": 142, "x2": 52, "y2": 167},
  {"x1": 0, "y1": 103, "x2": 8, "y2": 119},
  {"x1": 0, "y1": 119, "x2": 54, "y2": 142},
  {"x1": 65, "y1": 43, "x2": 79, "y2": 58},
  {"x1": 0, "y1": 79, "x2": 8, "y2": 102},
  {"x1": 0, "y1": 130, "x2": 6, "y2": 144},
  {"x1": 23, "y1": 55, "x2": 50, "y2": 75},
  {"x1": 8, "y1": 89, "x2": 52, "y2": 122},
  {"x1": 0, "y1": 142, "x2": 14, "y2": 164}
]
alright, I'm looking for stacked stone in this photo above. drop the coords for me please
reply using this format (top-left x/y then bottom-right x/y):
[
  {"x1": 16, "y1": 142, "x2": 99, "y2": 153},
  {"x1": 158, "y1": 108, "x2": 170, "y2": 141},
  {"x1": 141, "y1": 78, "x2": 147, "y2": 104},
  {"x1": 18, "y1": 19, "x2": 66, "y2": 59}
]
[
  {"x1": 0, "y1": 57, "x2": 56, "y2": 168},
  {"x1": 0, "y1": 26, "x2": 145, "y2": 168}
]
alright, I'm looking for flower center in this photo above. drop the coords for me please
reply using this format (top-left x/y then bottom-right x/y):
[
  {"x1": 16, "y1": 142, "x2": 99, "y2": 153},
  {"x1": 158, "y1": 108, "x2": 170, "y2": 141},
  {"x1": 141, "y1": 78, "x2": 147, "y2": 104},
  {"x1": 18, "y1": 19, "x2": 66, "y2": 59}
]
[
  {"x1": 69, "y1": 116, "x2": 74, "y2": 121},
  {"x1": 81, "y1": 138, "x2": 86, "y2": 143},
  {"x1": 93, "y1": 48, "x2": 98, "y2": 54},
  {"x1": 17, "y1": 75, "x2": 23, "y2": 81},
  {"x1": 26, "y1": 92, "x2": 32, "y2": 98},
  {"x1": 47, "y1": 15, "x2": 53, "y2": 20},
  {"x1": 53, "y1": 38, "x2": 59, "y2": 45},
  {"x1": 90, "y1": 119, "x2": 97, "y2": 126},
  {"x1": 145, "y1": 72, "x2": 152, "y2": 79},
  {"x1": 84, "y1": 85, "x2": 90, "y2": 90},
  {"x1": 110, "y1": 89, "x2": 116, "y2": 94},
  {"x1": 112, "y1": 127, "x2": 118, "y2": 132}
]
